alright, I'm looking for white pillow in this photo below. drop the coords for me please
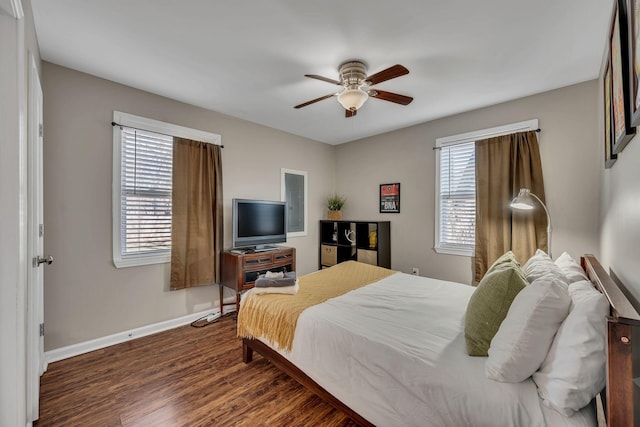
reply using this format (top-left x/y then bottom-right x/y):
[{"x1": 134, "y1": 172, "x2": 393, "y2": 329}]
[
  {"x1": 554, "y1": 251, "x2": 589, "y2": 283},
  {"x1": 532, "y1": 280, "x2": 609, "y2": 416},
  {"x1": 523, "y1": 249, "x2": 569, "y2": 286},
  {"x1": 486, "y1": 275, "x2": 571, "y2": 383}
]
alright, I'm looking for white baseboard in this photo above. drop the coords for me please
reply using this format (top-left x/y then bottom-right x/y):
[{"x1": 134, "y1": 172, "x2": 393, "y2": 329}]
[{"x1": 45, "y1": 298, "x2": 237, "y2": 364}]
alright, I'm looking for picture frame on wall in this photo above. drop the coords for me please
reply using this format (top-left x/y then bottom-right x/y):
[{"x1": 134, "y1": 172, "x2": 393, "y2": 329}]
[
  {"x1": 625, "y1": 0, "x2": 640, "y2": 127},
  {"x1": 611, "y1": 0, "x2": 636, "y2": 154},
  {"x1": 380, "y1": 183, "x2": 400, "y2": 213},
  {"x1": 604, "y1": 58, "x2": 618, "y2": 168}
]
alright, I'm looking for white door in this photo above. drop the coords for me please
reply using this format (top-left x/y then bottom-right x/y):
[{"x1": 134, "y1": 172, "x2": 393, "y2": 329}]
[{"x1": 26, "y1": 52, "x2": 48, "y2": 423}]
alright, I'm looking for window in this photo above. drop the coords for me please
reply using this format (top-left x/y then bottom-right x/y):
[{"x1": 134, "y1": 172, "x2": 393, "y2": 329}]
[
  {"x1": 434, "y1": 119, "x2": 538, "y2": 257},
  {"x1": 435, "y1": 141, "x2": 476, "y2": 256},
  {"x1": 119, "y1": 127, "x2": 173, "y2": 260},
  {"x1": 112, "y1": 111, "x2": 221, "y2": 268},
  {"x1": 281, "y1": 168, "x2": 307, "y2": 237}
]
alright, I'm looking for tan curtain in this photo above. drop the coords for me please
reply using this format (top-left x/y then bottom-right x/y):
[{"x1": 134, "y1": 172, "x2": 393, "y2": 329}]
[
  {"x1": 474, "y1": 130, "x2": 546, "y2": 283},
  {"x1": 170, "y1": 138, "x2": 223, "y2": 290}
]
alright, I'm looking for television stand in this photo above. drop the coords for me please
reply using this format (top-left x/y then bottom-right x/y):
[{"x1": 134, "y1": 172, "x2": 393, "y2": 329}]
[{"x1": 220, "y1": 247, "x2": 296, "y2": 313}]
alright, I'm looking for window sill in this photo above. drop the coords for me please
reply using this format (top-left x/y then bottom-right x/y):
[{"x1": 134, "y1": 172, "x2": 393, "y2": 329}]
[
  {"x1": 434, "y1": 246, "x2": 474, "y2": 257},
  {"x1": 113, "y1": 253, "x2": 170, "y2": 268}
]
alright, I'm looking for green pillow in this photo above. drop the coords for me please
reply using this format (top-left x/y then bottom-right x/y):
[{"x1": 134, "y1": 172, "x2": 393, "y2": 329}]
[
  {"x1": 486, "y1": 251, "x2": 520, "y2": 273},
  {"x1": 464, "y1": 263, "x2": 527, "y2": 356}
]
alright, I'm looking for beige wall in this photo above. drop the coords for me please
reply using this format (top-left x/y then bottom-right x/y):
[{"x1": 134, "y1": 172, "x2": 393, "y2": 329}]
[
  {"x1": 599, "y1": 104, "x2": 640, "y2": 303},
  {"x1": 336, "y1": 80, "x2": 601, "y2": 284},
  {"x1": 596, "y1": 23, "x2": 640, "y2": 302},
  {"x1": 42, "y1": 62, "x2": 335, "y2": 350}
]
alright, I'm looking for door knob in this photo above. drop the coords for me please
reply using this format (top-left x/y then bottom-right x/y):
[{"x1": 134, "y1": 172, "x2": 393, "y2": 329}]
[{"x1": 33, "y1": 255, "x2": 53, "y2": 267}]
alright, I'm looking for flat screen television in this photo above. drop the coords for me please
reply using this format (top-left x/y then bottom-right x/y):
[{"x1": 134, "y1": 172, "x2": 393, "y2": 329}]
[{"x1": 232, "y1": 198, "x2": 287, "y2": 250}]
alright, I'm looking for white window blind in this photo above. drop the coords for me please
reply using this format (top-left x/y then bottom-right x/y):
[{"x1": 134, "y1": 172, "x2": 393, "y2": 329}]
[
  {"x1": 120, "y1": 127, "x2": 173, "y2": 257},
  {"x1": 436, "y1": 141, "x2": 476, "y2": 255}
]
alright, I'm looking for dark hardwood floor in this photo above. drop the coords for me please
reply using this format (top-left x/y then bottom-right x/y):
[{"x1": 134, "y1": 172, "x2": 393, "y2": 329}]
[{"x1": 35, "y1": 315, "x2": 357, "y2": 427}]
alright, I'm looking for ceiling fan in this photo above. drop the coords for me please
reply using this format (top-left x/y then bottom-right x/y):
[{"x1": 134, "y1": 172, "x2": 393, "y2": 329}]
[{"x1": 294, "y1": 60, "x2": 413, "y2": 118}]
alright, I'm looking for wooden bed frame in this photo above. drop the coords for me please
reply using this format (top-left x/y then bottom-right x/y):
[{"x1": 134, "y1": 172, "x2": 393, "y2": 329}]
[
  {"x1": 580, "y1": 255, "x2": 640, "y2": 426},
  {"x1": 242, "y1": 254, "x2": 639, "y2": 427}
]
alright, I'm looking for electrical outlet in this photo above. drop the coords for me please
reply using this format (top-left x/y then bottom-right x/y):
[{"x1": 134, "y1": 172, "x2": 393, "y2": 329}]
[{"x1": 412, "y1": 267, "x2": 419, "y2": 276}]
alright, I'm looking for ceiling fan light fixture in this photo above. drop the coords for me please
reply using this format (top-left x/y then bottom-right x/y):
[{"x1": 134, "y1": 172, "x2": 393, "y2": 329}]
[
  {"x1": 295, "y1": 61, "x2": 412, "y2": 115},
  {"x1": 337, "y1": 88, "x2": 368, "y2": 111}
]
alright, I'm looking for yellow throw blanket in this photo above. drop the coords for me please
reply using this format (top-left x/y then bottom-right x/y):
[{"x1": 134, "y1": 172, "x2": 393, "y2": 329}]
[{"x1": 237, "y1": 261, "x2": 396, "y2": 352}]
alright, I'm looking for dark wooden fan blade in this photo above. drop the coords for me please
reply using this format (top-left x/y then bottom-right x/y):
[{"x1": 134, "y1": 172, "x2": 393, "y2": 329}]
[
  {"x1": 294, "y1": 93, "x2": 336, "y2": 109},
  {"x1": 366, "y1": 64, "x2": 409, "y2": 86},
  {"x1": 345, "y1": 109, "x2": 357, "y2": 118},
  {"x1": 370, "y1": 90, "x2": 413, "y2": 105},
  {"x1": 304, "y1": 74, "x2": 342, "y2": 85}
]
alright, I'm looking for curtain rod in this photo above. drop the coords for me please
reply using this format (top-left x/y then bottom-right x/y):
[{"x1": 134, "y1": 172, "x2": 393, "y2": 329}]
[
  {"x1": 111, "y1": 121, "x2": 224, "y2": 148},
  {"x1": 432, "y1": 128, "x2": 540, "y2": 150}
]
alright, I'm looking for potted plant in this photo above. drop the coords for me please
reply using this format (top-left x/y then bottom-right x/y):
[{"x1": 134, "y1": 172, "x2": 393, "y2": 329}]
[{"x1": 327, "y1": 194, "x2": 346, "y2": 220}]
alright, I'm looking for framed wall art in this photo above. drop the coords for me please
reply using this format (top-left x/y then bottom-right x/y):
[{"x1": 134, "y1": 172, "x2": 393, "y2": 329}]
[
  {"x1": 281, "y1": 168, "x2": 308, "y2": 236},
  {"x1": 625, "y1": 0, "x2": 640, "y2": 127},
  {"x1": 611, "y1": 0, "x2": 636, "y2": 154},
  {"x1": 604, "y1": 58, "x2": 618, "y2": 168},
  {"x1": 379, "y1": 183, "x2": 400, "y2": 213}
]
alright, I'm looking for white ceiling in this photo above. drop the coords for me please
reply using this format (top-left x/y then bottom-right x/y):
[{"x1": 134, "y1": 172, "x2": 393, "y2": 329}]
[{"x1": 31, "y1": 0, "x2": 613, "y2": 145}]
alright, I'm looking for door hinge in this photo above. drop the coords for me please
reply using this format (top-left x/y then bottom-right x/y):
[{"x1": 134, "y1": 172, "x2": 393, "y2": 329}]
[
  {"x1": 39, "y1": 123, "x2": 43, "y2": 137},
  {"x1": 39, "y1": 224, "x2": 44, "y2": 237},
  {"x1": 39, "y1": 323, "x2": 44, "y2": 337}
]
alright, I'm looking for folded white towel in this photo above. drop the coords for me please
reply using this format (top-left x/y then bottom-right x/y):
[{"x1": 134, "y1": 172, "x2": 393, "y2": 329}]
[
  {"x1": 251, "y1": 281, "x2": 299, "y2": 295},
  {"x1": 265, "y1": 271, "x2": 285, "y2": 279}
]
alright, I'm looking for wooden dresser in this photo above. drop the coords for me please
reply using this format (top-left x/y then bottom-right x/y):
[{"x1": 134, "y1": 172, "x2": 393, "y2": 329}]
[{"x1": 220, "y1": 247, "x2": 296, "y2": 313}]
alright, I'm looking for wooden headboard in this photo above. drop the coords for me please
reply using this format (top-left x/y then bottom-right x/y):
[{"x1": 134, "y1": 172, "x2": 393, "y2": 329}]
[{"x1": 582, "y1": 254, "x2": 640, "y2": 427}]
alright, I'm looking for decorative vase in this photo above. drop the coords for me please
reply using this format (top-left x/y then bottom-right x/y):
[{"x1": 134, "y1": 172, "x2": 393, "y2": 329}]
[{"x1": 327, "y1": 210, "x2": 342, "y2": 220}]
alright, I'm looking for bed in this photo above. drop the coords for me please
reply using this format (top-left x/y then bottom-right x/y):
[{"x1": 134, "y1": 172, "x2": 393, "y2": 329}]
[{"x1": 237, "y1": 254, "x2": 639, "y2": 427}]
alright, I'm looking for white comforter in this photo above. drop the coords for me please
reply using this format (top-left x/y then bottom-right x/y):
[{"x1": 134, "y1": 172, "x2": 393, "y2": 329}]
[{"x1": 266, "y1": 271, "x2": 596, "y2": 427}]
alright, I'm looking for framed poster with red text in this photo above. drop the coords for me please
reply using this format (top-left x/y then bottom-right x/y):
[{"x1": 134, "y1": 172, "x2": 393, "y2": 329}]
[{"x1": 380, "y1": 183, "x2": 400, "y2": 213}]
